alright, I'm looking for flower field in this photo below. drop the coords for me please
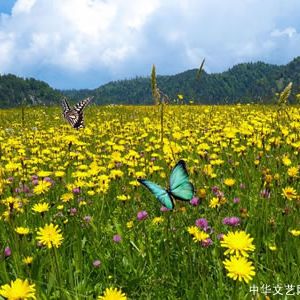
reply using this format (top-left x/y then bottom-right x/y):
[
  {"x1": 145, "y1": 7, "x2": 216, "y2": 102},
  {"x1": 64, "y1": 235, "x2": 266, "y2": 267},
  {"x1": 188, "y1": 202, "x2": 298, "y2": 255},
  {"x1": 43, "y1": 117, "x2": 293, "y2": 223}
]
[{"x1": 0, "y1": 104, "x2": 300, "y2": 299}]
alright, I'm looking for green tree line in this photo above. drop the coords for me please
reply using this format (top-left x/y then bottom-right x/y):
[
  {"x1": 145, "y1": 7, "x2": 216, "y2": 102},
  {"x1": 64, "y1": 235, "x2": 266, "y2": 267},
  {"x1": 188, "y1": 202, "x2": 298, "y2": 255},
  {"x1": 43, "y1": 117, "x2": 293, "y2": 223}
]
[{"x1": 1, "y1": 57, "x2": 300, "y2": 107}]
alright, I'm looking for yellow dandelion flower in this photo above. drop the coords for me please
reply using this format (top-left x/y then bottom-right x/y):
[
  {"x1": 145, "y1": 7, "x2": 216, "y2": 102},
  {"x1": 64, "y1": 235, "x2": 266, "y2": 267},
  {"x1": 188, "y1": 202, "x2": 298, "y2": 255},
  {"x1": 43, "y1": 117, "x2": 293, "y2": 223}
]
[
  {"x1": 54, "y1": 171, "x2": 65, "y2": 178},
  {"x1": 289, "y1": 229, "x2": 300, "y2": 236},
  {"x1": 282, "y1": 156, "x2": 292, "y2": 166},
  {"x1": 60, "y1": 193, "x2": 74, "y2": 202},
  {"x1": 36, "y1": 223, "x2": 63, "y2": 249},
  {"x1": 126, "y1": 221, "x2": 134, "y2": 229},
  {"x1": 282, "y1": 186, "x2": 297, "y2": 200},
  {"x1": 32, "y1": 203, "x2": 50, "y2": 213},
  {"x1": 152, "y1": 217, "x2": 164, "y2": 225},
  {"x1": 135, "y1": 171, "x2": 146, "y2": 178},
  {"x1": 224, "y1": 178, "x2": 236, "y2": 187},
  {"x1": 33, "y1": 181, "x2": 51, "y2": 195},
  {"x1": 264, "y1": 174, "x2": 273, "y2": 183},
  {"x1": 23, "y1": 256, "x2": 33, "y2": 265},
  {"x1": 287, "y1": 167, "x2": 298, "y2": 178},
  {"x1": 192, "y1": 231, "x2": 209, "y2": 243},
  {"x1": 209, "y1": 197, "x2": 220, "y2": 208},
  {"x1": 129, "y1": 180, "x2": 139, "y2": 187},
  {"x1": 198, "y1": 188, "x2": 206, "y2": 199},
  {"x1": 268, "y1": 245, "x2": 277, "y2": 251},
  {"x1": 223, "y1": 256, "x2": 255, "y2": 283},
  {"x1": 98, "y1": 287, "x2": 127, "y2": 300},
  {"x1": 117, "y1": 195, "x2": 130, "y2": 202},
  {"x1": 109, "y1": 170, "x2": 124, "y2": 179},
  {"x1": 0, "y1": 278, "x2": 36, "y2": 300},
  {"x1": 160, "y1": 172, "x2": 166, "y2": 178},
  {"x1": 187, "y1": 226, "x2": 199, "y2": 236},
  {"x1": 15, "y1": 227, "x2": 30, "y2": 235},
  {"x1": 37, "y1": 171, "x2": 52, "y2": 177},
  {"x1": 221, "y1": 231, "x2": 255, "y2": 257}
]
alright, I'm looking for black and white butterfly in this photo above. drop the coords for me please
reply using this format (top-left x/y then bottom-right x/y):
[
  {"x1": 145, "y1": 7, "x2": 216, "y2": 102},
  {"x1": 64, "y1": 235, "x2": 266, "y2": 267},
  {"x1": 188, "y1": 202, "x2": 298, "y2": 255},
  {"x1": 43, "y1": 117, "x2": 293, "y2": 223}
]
[{"x1": 62, "y1": 97, "x2": 93, "y2": 129}]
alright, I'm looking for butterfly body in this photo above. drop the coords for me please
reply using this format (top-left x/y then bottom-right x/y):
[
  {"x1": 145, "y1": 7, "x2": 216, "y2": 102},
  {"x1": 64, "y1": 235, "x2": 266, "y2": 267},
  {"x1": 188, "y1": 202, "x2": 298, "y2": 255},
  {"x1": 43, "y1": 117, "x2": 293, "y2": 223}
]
[
  {"x1": 62, "y1": 97, "x2": 93, "y2": 129},
  {"x1": 138, "y1": 160, "x2": 194, "y2": 209}
]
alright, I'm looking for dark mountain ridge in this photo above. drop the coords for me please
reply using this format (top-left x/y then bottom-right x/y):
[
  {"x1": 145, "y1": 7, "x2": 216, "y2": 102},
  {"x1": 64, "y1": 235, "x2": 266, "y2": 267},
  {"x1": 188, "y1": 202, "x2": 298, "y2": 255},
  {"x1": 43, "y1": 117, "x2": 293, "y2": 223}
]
[{"x1": 1, "y1": 57, "x2": 300, "y2": 107}]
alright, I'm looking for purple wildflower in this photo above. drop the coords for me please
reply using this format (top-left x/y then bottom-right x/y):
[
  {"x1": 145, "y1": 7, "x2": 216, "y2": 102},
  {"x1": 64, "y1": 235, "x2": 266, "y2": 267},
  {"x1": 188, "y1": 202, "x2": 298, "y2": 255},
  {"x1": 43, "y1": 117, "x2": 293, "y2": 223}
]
[
  {"x1": 14, "y1": 188, "x2": 22, "y2": 193},
  {"x1": 72, "y1": 187, "x2": 81, "y2": 194},
  {"x1": 32, "y1": 179, "x2": 39, "y2": 186},
  {"x1": 233, "y1": 197, "x2": 240, "y2": 204},
  {"x1": 137, "y1": 210, "x2": 148, "y2": 220},
  {"x1": 160, "y1": 206, "x2": 170, "y2": 212},
  {"x1": 195, "y1": 218, "x2": 208, "y2": 230},
  {"x1": 4, "y1": 247, "x2": 11, "y2": 257},
  {"x1": 211, "y1": 186, "x2": 220, "y2": 195},
  {"x1": 113, "y1": 235, "x2": 122, "y2": 243},
  {"x1": 222, "y1": 217, "x2": 240, "y2": 227},
  {"x1": 83, "y1": 215, "x2": 92, "y2": 223},
  {"x1": 201, "y1": 238, "x2": 213, "y2": 248},
  {"x1": 7, "y1": 177, "x2": 14, "y2": 183},
  {"x1": 93, "y1": 260, "x2": 101, "y2": 268},
  {"x1": 70, "y1": 208, "x2": 77, "y2": 216},
  {"x1": 44, "y1": 177, "x2": 54, "y2": 185},
  {"x1": 190, "y1": 196, "x2": 199, "y2": 206}
]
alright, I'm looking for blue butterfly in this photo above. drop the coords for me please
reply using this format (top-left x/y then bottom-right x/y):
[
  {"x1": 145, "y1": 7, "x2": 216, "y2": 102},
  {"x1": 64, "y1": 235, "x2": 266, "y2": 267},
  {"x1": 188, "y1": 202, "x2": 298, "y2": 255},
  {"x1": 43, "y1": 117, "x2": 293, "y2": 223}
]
[{"x1": 137, "y1": 160, "x2": 194, "y2": 210}]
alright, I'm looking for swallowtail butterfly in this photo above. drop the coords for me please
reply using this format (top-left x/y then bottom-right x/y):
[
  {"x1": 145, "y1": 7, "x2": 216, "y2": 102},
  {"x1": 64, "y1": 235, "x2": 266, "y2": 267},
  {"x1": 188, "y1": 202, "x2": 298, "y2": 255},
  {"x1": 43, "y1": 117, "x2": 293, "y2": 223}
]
[{"x1": 62, "y1": 97, "x2": 93, "y2": 129}]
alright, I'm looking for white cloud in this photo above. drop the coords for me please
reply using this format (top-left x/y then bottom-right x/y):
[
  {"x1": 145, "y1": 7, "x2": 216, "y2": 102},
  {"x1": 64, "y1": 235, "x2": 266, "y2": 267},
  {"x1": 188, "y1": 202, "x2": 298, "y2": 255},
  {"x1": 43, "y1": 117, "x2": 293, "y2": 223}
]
[
  {"x1": 0, "y1": 0, "x2": 300, "y2": 88},
  {"x1": 0, "y1": 0, "x2": 161, "y2": 75},
  {"x1": 271, "y1": 27, "x2": 297, "y2": 38},
  {"x1": 12, "y1": 0, "x2": 36, "y2": 15}
]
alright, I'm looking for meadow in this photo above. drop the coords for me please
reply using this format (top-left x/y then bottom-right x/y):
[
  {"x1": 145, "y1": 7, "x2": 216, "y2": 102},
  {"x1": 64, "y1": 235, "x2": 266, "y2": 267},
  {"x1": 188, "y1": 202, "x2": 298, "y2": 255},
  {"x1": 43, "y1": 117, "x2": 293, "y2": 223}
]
[{"x1": 0, "y1": 104, "x2": 300, "y2": 299}]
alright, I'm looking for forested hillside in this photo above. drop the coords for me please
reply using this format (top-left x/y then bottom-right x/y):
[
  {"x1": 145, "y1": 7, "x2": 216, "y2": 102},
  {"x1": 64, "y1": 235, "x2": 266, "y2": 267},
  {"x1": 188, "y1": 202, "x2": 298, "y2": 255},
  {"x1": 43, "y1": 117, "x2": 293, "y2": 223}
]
[
  {"x1": 0, "y1": 74, "x2": 63, "y2": 107},
  {"x1": 1, "y1": 57, "x2": 300, "y2": 107},
  {"x1": 63, "y1": 57, "x2": 300, "y2": 104}
]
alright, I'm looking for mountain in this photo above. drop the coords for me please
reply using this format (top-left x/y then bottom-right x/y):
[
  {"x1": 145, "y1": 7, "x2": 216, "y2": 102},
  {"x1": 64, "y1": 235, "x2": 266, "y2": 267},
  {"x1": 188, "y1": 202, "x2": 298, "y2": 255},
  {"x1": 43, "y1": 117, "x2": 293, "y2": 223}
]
[
  {"x1": 1, "y1": 57, "x2": 300, "y2": 107},
  {"x1": 0, "y1": 74, "x2": 63, "y2": 108},
  {"x1": 63, "y1": 57, "x2": 300, "y2": 105}
]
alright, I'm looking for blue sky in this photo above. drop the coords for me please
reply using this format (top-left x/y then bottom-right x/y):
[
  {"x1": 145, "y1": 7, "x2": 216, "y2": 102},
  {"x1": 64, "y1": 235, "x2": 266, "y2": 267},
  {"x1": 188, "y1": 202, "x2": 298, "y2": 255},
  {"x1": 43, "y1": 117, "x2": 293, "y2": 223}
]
[
  {"x1": 0, "y1": 0, "x2": 15, "y2": 14},
  {"x1": 0, "y1": 0, "x2": 300, "y2": 89}
]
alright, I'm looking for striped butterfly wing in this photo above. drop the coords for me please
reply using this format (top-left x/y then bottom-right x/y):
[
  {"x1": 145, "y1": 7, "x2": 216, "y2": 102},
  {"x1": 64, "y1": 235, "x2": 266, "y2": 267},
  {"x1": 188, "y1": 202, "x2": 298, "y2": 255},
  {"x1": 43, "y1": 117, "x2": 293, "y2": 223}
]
[
  {"x1": 73, "y1": 96, "x2": 93, "y2": 114},
  {"x1": 62, "y1": 98, "x2": 71, "y2": 116},
  {"x1": 65, "y1": 110, "x2": 81, "y2": 128},
  {"x1": 169, "y1": 160, "x2": 194, "y2": 201},
  {"x1": 62, "y1": 97, "x2": 93, "y2": 129},
  {"x1": 62, "y1": 98, "x2": 79, "y2": 127},
  {"x1": 138, "y1": 179, "x2": 175, "y2": 209},
  {"x1": 72, "y1": 96, "x2": 93, "y2": 129}
]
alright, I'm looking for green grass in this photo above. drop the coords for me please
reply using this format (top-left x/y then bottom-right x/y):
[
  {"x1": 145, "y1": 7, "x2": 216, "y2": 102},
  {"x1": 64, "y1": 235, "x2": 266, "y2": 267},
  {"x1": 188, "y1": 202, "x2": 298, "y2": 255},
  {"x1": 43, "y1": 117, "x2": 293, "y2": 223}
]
[{"x1": 0, "y1": 104, "x2": 299, "y2": 299}]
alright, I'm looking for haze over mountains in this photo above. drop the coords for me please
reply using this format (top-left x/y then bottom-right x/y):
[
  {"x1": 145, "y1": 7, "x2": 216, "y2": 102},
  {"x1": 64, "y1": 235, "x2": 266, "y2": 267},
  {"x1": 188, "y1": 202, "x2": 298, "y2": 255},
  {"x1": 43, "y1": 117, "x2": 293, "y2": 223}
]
[{"x1": 1, "y1": 57, "x2": 300, "y2": 108}]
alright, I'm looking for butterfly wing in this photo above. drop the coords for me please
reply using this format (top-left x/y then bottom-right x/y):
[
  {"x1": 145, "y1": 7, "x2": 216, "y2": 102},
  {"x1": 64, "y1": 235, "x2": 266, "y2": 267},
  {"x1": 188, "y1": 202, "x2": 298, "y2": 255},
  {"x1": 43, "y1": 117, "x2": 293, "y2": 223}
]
[
  {"x1": 62, "y1": 98, "x2": 71, "y2": 115},
  {"x1": 138, "y1": 179, "x2": 174, "y2": 209},
  {"x1": 72, "y1": 96, "x2": 93, "y2": 129},
  {"x1": 169, "y1": 160, "x2": 194, "y2": 201},
  {"x1": 62, "y1": 97, "x2": 93, "y2": 129},
  {"x1": 73, "y1": 96, "x2": 93, "y2": 113},
  {"x1": 62, "y1": 98, "x2": 80, "y2": 128},
  {"x1": 64, "y1": 110, "x2": 81, "y2": 128}
]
